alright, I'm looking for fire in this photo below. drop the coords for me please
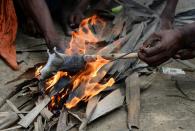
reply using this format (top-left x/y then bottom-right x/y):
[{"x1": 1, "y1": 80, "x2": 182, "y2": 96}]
[
  {"x1": 65, "y1": 56, "x2": 115, "y2": 109},
  {"x1": 36, "y1": 15, "x2": 115, "y2": 109},
  {"x1": 45, "y1": 71, "x2": 68, "y2": 92},
  {"x1": 66, "y1": 77, "x2": 115, "y2": 109},
  {"x1": 65, "y1": 15, "x2": 105, "y2": 55},
  {"x1": 35, "y1": 66, "x2": 43, "y2": 78}
]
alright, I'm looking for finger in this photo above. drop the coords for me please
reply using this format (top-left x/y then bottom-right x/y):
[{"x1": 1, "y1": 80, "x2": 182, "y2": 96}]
[
  {"x1": 186, "y1": 43, "x2": 195, "y2": 49},
  {"x1": 179, "y1": 52, "x2": 195, "y2": 60},
  {"x1": 173, "y1": 49, "x2": 194, "y2": 60},
  {"x1": 69, "y1": 15, "x2": 75, "y2": 25},
  {"x1": 139, "y1": 51, "x2": 169, "y2": 66},
  {"x1": 75, "y1": 16, "x2": 82, "y2": 26},
  {"x1": 143, "y1": 32, "x2": 161, "y2": 47},
  {"x1": 173, "y1": 54, "x2": 181, "y2": 59},
  {"x1": 141, "y1": 42, "x2": 164, "y2": 57}
]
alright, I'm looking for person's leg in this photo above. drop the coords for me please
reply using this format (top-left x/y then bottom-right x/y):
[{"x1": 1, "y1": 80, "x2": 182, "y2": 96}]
[{"x1": 22, "y1": 0, "x2": 67, "y2": 51}]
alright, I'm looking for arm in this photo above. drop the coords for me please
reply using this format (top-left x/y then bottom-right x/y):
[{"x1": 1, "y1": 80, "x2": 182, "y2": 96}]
[
  {"x1": 179, "y1": 22, "x2": 195, "y2": 46},
  {"x1": 22, "y1": 0, "x2": 67, "y2": 51},
  {"x1": 161, "y1": 0, "x2": 178, "y2": 21},
  {"x1": 69, "y1": 0, "x2": 90, "y2": 28},
  {"x1": 160, "y1": 0, "x2": 178, "y2": 30}
]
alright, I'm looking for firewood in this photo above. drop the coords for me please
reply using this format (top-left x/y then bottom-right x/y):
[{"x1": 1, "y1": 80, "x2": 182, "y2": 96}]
[
  {"x1": 79, "y1": 95, "x2": 101, "y2": 131},
  {"x1": 0, "y1": 112, "x2": 19, "y2": 130},
  {"x1": 18, "y1": 96, "x2": 51, "y2": 128},
  {"x1": 108, "y1": 22, "x2": 144, "y2": 78},
  {"x1": 0, "y1": 125, "x2": 22, "y2": 131},
  {"x1": 0, "y1": 78, "x2": 38, "y2": 109},
  {"x1": 36, "y1": 97, "x2": 53, "y2": 121},
  {"x1": 56, "y1": 109, "x2": 69, "y2": 131},
  {"x1": 66, "y1": 63, "x2": 114, "y2": 104},
  {"x1": 6, "y1": 100, "x2": 24, "y2": 119},
  {"x1": 37, "y1": 116, "x2": 44, "y2": 131},
  {"x1": 89, "y1": 88, "x2": 125, "y2": 122},
  {"x1": 56, "y1": 110, "x2": 78, "y2": 131},
  {"x1": 125, "y1": 73, "x2": 140, "y2": 130},
  {"x1": 40, "y1": 107, "x2": 53, "y2": 121}
]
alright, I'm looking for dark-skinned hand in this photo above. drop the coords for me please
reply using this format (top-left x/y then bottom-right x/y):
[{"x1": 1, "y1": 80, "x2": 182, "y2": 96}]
[
  {"x1": 69, "y1": 9, "x2": 85, "y2": 29},
  {"x1": 138, "y1": 29, "x2": 184, "y2": 66},
  {"x1": 174, "y1": 48, "x2": 195, "y2": 60}
]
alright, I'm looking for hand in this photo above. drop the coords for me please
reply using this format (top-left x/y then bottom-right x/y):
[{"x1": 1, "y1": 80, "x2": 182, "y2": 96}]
[
  {"x1": 46, "y1": 38, "x2": 68, "y2": 53},
  {"x1": 174, "y1": 49, "x2": 195, "y2": 60},
  {"x1": 69, "y1": 9, "x2": 85, "y2": 29},
  {"x1": 138, "y1": 29, "x2": 184, "y2": 66}
]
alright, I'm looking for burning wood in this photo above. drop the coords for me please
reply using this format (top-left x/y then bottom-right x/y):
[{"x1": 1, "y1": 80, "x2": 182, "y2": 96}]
[{"x1": 38, "y1": 47, "x2": 137, "y2": 81}]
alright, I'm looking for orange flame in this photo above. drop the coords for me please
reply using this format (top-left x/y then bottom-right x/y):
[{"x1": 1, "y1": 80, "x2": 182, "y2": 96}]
[
  {"x1": 65, "y1": 15, "x2": 105, "y2": 55},
  {"x1": 35, "y1": 66, "x2": 43, "y2": 78},
  {"x1": 65, "y1": 56, "x2": 115, "y2": 109},
  {"x1": 36, "y1": 15, "x2": 115, "y2": 109},
  {"x1": 45, "y1": 71, "x2": 68, "y2": 92}
]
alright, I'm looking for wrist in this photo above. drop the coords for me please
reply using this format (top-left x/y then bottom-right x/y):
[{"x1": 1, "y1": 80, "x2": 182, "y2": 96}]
[{"x1": 174, "y1": 28, "x2": 186, "y2": 48}]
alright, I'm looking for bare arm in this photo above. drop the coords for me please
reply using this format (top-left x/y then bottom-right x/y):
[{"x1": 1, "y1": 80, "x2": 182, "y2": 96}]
[
  {"x1": 160, "y1": 0, "x2": 178, "y2": 29},
  {"x1": 22, "y1": 0, "x2": 66, "y2": 51},
  {"x1": 161, "y1": 0, "x2": 178, "y2": 21},
  {"x1": 179, "y1": 22, "x2": 195, "y2": 47}
]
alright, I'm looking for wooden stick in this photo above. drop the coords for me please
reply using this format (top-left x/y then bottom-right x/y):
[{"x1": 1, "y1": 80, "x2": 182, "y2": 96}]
[
  {"x1": 36, "y1": 98, "x2": 53, "y2": 121},
  {"x1": 6, "y1": 100, "x2": 24, "y2": 119},
  {"x1": 83, "y1": 53, "x2": 138, "y2": 61},
  {"x1": 125, "y1": 73, "x2": 140, "y2": 130},
  {"x1": 101, "y1": 53, "x2": 138, "y2": 60},
  {"x1": 0, "y1": 125, "x2": 22, "y2": 131},
  {"x1": 18, "y1": 96, "x2": 51, "y2": 128},
  {"x1": 56, "y1": 109, "x2": 68, "y2": 131},
  {"x1": 79, "y1": 95, "x2": 101, "y2": 131}
]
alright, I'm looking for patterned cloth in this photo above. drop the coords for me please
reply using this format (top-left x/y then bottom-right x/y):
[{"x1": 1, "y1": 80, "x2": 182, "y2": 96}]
[{"x1": 0, "y1": 0, "x2": 18, "y2": 70}]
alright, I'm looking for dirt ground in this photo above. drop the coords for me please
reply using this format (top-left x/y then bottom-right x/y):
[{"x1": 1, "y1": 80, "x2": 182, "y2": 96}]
[{"x1": 1, "y1": 0, "x2": 195, "y2": 131}]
